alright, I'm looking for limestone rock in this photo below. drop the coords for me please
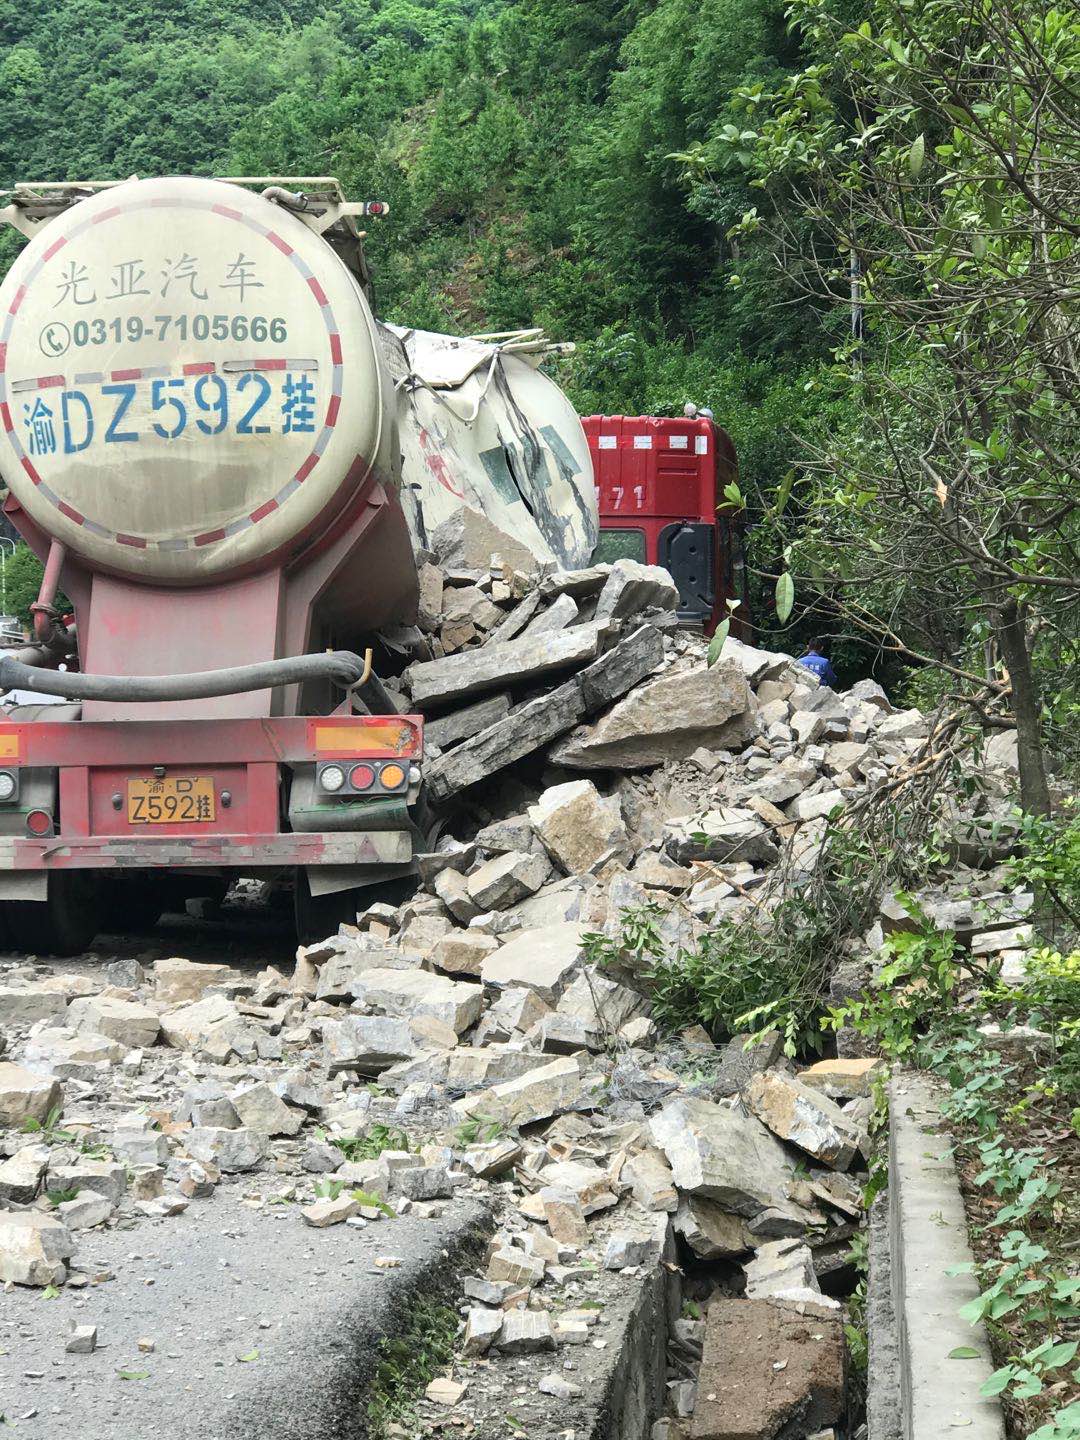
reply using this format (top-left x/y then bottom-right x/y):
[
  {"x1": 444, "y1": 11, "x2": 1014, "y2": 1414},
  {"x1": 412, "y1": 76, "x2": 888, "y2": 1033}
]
[
  {"x1": 301, "y1": 1195, "x2": 361, "y2": 1227},
  {"x1": 603, "y1": 1233, "x2": 654, "y2": 1269},
  {"x1": 540, "y1": 1158, "x2": 618, "y2": 1214},
  {"x1": 718, "y1": 636, "x2": 794, "y2": 685},
  {"x1": 230, "y1": 1081, "x2": 305, "y2": 1137},
  {"x1": 497, "y1": 1309, "x2": 555, "y2": 1354},
  {"x1": 111, "y1": 1120, "x2": 169, "y2": 1167},
  {"x1": 540, "y1": 1186, "x2": 590, "y2": 1245},
  {"x1": 426, "y1": 625, "x2": 663, "y2": 799},
  {"x1": 425, "y1": 694, "x2": 511, "y2": 751},
  {"x1": 743, "y1": 1238, "x2": 837, "y2": 1309},
  {"x1": 446, "y1": 1048, "x2": 545, "y2": 1093},
  {"x1": 350, "y1": 968, "x2": 483, "y2": 1036},
  {"x1": 0, "y1": 1145, "x2": 50, "y2": 1204},
  {"x1": 430, "y1": 506, "x2": 539, "y2": 576},
  {"x1": 432, "y1": 867, "x2": 481, "y2": 925},
  {"x1": 624, "y1": 1148, "x2": 678, "y2": 1213},
  {"x1": 463, "y1": 1307, "x2": 503, "y2": 1356},
  {"x1": 593, "y1": 559, "x2": 679, "y2": 622},
  {"x1": 186, "y1": 1126, "x2": 268, "y2": 1173},
  {"x1": 24, "y1": 1027, "x2": 126, "y2": 1071},
  {"x1": 528, "y1": 779, "x2": 630, "y2": 875},
  {"x1": 463, "y1": 1138, "x2": 523, "y2": 1179},
  {"x1": 480, "y1": 924, "x2": 586, "y2": 1003},
  {"x1": 315, "y1": 948, "x2": 402, "y2": 1003},
  {"x1": 985, "y1": 728, "x2": 1019, "y2": 770},
  {"x1": 430, "y1": 931, "x2": 498, "y2": 978},
  {"x1": 453, "y1": 1055, "x2": 593, "y2": 1127},
  {"x1": 556, "y1": 966, "x2": 646, "y2": 1035},
  {"x1": 46, "y1": 1160, "x2": 126, "y2": 1207},
  {"x1": 466, "y1": 850, "x2": 550, "y2": 910},
  {"x1": 488, "y1": 1247, "x2": 546, "y2": 1287},
  {"x1": 474, "y1": 814, "x2": 541, "y2": 858},
  {"x1": 664, "y1": 809, "x2": 779, "y2": 868},
  {"x1": 0, "y1": 985, "x2": 68, "y2": 1027},
  {"x1": 876, "y1": 708, "x2": 928, "y2": 741},
  {"x1": 523, "y1": 590, "x2": 579, "y2": 635},
  {"x1": 322, "y1": 1015, "x2": 423, "y2": 1076},
  {"x1": 409, "y1": 621, "x2": 608, "y2": 708},
  {"x1": 551, "y1": 661, "x2": 753, "y2": 770},
  {"x1": 67, "y1": 995, "x2": 160, "y2": 1048},
  {"x1": 787, "y1": 789, "x2": 845, "y2": 823},
  {"x1": 798, "y1": 1057, "x2": 883, "y2": 1100},
  {"x1": 0, "y1": 1210, "x2": 74, "y2": 1287},
  {"x1": 158, "y1": 994, "x2": 244, "y2": 1051},
  {"x1": 650, "y1": 1096, "x2": 807, "y2": 1223},
  {"x1": 710, "y1": 1031, "x2": 785, "y2": 1098},
  {"x1": 746, "y1": 1070, "x2": 864, "y2": 1171},
  {"x1": 0, "y1": 1062, "x2": 62, "y2": 1127},
  {"x1": 152, "y1": 958, "x2": 235, "y2": 1005},
  {"x1": 847, "y1": 678, "x2": 893, "y2": 712},
  {"x1": 58, "y1": 1190, "x2": 115, "y2": 1231},
  {"x1": 673, "y1": 1196, "x2": 755, "y2": 1259}
]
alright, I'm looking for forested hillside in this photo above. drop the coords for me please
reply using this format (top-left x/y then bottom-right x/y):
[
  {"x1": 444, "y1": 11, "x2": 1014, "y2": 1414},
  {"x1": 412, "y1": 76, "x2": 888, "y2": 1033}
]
[
  {"x1": 0, "y1": 0, "x2": 1076, "y2": 801},
  {"x1": 0, "y1": 0, "x2": 822, "y2": 507}
]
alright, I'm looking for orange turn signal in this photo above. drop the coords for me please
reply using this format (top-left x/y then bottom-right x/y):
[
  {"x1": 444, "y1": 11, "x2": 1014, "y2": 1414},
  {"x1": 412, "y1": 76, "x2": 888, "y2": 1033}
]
[{"x1": 379, "y1": 763, "x2": 407, "y2": 791}]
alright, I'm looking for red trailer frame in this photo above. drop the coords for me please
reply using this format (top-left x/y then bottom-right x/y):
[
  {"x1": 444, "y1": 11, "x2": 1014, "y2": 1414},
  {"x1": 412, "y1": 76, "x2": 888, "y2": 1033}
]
[
  {"x1": 582, "y1": 414, "x2": 749, "y2": 634},
  {"x1": 0, "y1": 713, "x2": 422, "y2": 872}
]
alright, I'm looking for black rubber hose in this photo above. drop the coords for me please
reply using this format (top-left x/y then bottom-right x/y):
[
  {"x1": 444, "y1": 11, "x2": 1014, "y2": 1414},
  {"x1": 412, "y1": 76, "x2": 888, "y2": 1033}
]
[{"x1": 0, "y1": 651, "x2": 367, "y2": 703}]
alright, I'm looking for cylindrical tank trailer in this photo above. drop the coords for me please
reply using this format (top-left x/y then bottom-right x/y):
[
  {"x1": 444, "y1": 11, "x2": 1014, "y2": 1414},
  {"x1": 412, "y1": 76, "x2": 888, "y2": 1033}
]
[{"x1": 0, "y1": 175, "x2": 597, "y2": 951}]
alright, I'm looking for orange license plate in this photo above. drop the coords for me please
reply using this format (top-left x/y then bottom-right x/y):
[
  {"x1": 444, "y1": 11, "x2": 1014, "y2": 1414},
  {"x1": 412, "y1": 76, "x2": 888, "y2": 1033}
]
[{"x1": 127, "y1": 776, "x2": 216, "y2": 824}]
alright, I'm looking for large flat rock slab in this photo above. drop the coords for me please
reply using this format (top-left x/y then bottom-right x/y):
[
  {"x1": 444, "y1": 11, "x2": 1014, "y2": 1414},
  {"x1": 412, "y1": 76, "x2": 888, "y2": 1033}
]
[
  {"x1": 550, "y1": 659, "x2": 753, "y2": 770},
  {"x1": 691, "y1": 1296, "x2": 845, "y2": 1440}
]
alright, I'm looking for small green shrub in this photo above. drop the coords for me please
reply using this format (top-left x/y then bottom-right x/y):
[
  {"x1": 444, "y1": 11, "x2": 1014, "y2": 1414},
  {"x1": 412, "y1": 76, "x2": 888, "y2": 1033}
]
[
  {"x1": 826, "y1": 899, "x2": 966, "y2": 1059},
  {"x1": 367, "y1": 1298, "x2": 458, "y2": 1438},
  {"x1": 453, "y1": 1113, "x2": 505, "y2": 1146},
  {"x1": 324, "y1": 1125, "x2": 409, "y2": 1163},
  {"x1": 1007, "y1": 805, "x2": 1080, "y2": 941}
]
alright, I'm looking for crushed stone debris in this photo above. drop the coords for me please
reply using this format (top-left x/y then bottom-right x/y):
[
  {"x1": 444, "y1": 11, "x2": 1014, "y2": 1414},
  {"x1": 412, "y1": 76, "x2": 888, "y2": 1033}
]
[{"x1": 0, "y1": 548, "x2": 1031, "y2": 1436}]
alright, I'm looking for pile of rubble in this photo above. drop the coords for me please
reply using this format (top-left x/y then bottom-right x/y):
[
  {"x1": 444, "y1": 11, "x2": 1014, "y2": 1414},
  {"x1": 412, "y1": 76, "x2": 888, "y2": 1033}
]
[{"x1": 0, "y1": 534, "x2": 1030, "y2": 1439}]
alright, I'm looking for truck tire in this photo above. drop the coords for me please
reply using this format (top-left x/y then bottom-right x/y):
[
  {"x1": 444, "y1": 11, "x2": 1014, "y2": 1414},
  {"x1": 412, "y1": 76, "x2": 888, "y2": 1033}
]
[{"x1": 3, "y1": 873, "x2": 103, "y2": 957}]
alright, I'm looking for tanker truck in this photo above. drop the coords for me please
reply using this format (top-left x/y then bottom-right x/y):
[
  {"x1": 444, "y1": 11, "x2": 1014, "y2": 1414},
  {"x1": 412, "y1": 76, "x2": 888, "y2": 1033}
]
[{"x1": 0, "y1": 175, "x2": 597, "y2": 953}]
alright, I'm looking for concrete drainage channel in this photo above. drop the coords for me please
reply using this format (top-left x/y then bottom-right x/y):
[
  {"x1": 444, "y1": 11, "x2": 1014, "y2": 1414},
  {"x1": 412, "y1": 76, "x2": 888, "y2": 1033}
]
[{"x1": 868, "y1": 1075, "x2": 1005, "y2": 1440}]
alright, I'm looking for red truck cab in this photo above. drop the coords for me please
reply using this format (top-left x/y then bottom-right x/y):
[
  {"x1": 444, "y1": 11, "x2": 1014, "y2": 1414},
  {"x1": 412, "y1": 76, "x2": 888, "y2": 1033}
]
[{"x1": 582, "y1": 413, "x2": 749, "y2": 634}]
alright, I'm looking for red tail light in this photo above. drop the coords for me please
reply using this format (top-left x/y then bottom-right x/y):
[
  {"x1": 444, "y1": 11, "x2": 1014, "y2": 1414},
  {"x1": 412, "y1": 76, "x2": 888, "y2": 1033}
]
[
  {"x1": 349, "y1": 763, "x2": 376, "y2": 791},
  {"x1": 26, "y1": 809, "x2": 54, "y2": 837}
]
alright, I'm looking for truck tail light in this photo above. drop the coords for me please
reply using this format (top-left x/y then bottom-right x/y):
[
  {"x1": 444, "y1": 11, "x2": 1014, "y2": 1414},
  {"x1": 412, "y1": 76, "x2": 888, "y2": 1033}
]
[
  {"x1": 0, "y1": 770, "x2": 18, "y2": 803},
  {"x1": 379, "y1": 763, "x2": 406, "y2": 791},
  {"x1": 26, "y1": 809, "x2": 54, "y2": 837},
  {"x1": 318, "y1": 764, "x2": 347, "y2": 793},
  {"x1": 349, "y1": 763, "x2": 376, "y2": 791}
]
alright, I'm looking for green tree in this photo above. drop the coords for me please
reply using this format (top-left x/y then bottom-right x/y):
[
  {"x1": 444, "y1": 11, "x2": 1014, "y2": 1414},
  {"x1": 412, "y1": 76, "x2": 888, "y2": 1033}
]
[{"x1": 716, "y1": 0, "x2": 1080, "y2": 813}]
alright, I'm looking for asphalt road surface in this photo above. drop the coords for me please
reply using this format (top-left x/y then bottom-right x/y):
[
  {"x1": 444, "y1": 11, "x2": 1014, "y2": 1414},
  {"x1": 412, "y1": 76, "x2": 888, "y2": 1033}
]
[{"x1": 0, "y1": 1195, "x2": 491, "y2": 1440}]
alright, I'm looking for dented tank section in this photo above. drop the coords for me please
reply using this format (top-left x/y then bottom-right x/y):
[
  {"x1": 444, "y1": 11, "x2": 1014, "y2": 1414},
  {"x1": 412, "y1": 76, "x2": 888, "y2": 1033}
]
[{"x1": 382, "y1": 325, "x2": 598, "y2": 571}]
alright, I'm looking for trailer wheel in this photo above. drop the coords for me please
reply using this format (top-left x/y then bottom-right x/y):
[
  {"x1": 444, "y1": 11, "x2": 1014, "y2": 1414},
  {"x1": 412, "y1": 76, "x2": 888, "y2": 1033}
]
[{"x1": 4, "y1": 873, "x2": 103, "y2": 957}]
